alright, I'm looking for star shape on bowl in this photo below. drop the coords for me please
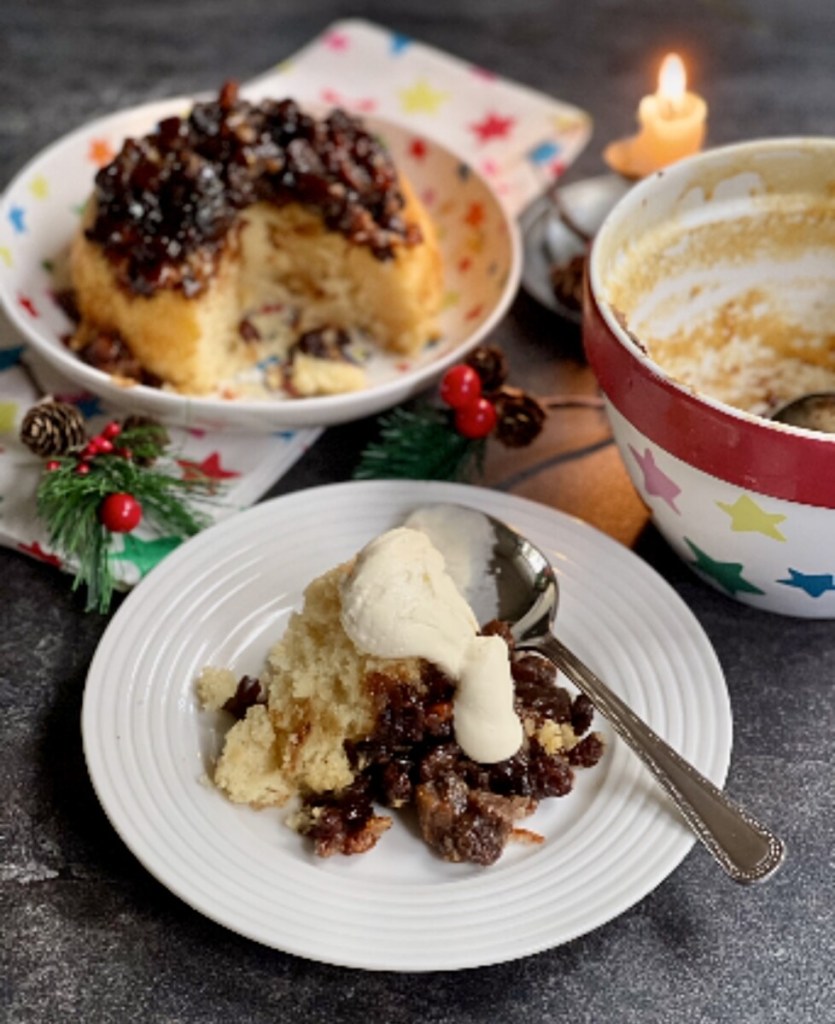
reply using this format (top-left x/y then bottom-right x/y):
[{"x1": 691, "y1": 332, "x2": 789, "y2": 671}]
[
  {"x1": 717, "y1": 495, "x2": 786, "y2": 541},
  {"x1": 684, "y1": 538, "x2": 764, "y2": 596},
  {"x1": 629, "y1": 445, "x2": 681, "y2": 513},
  {"x1": 776, "y1": 569, "x2": 835, "y2": 599}
]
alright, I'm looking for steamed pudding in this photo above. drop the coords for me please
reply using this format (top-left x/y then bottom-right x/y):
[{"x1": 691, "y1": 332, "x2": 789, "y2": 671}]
[
  {"x1": 199, "y1": 526, "x2": 604, "y2": 865},
  {"x1": 69, "y1": 82, "x2": 443, "y2": 397}
]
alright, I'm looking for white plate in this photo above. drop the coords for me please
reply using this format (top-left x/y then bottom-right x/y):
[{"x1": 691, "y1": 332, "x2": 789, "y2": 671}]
[
  {"x1": 0, "y1": 96, "x2": 520, "y2": 432},
  {"x1": 82, "y1": 480, "x2": 731, "y2": 971}
]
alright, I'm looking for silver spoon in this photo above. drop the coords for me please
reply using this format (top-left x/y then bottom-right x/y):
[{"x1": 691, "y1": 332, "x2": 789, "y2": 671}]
[
  {"x1": 770, "y1": 392, "x2": 835, "y2": 433},
  {"x1": 409, "y1": 504, "x2": 786, "y2": 884}
]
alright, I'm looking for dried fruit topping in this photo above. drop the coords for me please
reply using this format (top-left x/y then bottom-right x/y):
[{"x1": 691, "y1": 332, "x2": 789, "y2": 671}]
[
  {"x1": 222, "y1": 675, "x2": 266, "y2": 719},
  {"x1": 295, "y1": 778, "x2": 392, "y2": 857},
  {"x1": 86, "y1": 82, "x2": 420, "y2": 297},
  {"x1": 289, "y1": 325, "x2": 354, "y2": 363},
  {"x1": 74, "y1": 329, "x2": 145, "y2": 381},
  {"x1": 570, "y1": 693, "x2": 595, "y2": 737},
  {"x1": 567, "y1": 732, "x2": 605, "y2": 768},
  {"x1": 296, "y1": 619, "x2": 602, "y2": 864}
]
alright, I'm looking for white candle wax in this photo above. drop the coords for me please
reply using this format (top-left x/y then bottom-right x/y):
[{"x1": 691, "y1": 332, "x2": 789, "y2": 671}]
[{"x1": 604, "y1": 54, "x2": 708, "y2": 179}]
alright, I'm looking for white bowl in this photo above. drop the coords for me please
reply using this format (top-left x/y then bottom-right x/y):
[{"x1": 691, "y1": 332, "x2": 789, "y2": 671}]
[
  {"x1": 585, "y1": 138, "x2": 835, "y2": 618},
  {"x1": 0, "y1": 95, "x2": 520, "y2": 432}
]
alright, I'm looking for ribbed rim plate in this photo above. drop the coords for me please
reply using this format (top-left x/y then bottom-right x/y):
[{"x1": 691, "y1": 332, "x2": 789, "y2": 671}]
[{"x1": 82, "y1": 480, "x2": 731, "y2": 971}]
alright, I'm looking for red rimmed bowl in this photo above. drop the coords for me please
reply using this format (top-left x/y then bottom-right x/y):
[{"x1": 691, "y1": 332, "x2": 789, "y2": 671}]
[{"x1": 584, "y1": 138, "x2": 835, "y2": 617}]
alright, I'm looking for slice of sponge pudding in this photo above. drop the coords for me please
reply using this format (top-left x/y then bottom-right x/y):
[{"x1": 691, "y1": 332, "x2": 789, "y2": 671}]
[{"x1": 198, "y1": 527, "x2": 605, "y2": 864}]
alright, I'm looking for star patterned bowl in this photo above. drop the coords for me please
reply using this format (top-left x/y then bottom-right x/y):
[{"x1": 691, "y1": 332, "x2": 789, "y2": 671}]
[
  {"x1": 584, "y1": 138, "x2": 835, "y2": 618},
  {"x1": 0, "y1": 92, "x2": 520, "y2": 432}
]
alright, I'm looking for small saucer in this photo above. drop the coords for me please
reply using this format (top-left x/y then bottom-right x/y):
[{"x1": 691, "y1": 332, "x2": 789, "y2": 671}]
[{"x1": 520, "y1": 173, "x2": 633, "y2": 322}]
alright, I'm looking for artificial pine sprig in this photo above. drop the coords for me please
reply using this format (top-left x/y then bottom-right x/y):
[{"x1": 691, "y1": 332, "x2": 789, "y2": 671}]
[
  {"x1": 353, "y1": 404, "x2": 486, "y2": 482},
  {"x1": 353, "y1": 345, "x2": 548, "y2": 483},
  {"x1": 115, "y1": 419, "x2": 171, "y2": 466},
  {"x1": 34, "y1": 421, "x2": 214, "y2": 613},
  {"x1": 37, "y1": 477, "x2": 114, "y2": 613}
]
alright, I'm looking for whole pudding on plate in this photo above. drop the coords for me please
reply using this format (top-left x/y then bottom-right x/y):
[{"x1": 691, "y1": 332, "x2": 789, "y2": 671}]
[
  {"x1": 198, "y1": 525, "x2": 604, "y2": 865},
  {"x1": 69, "y1": 81, "x2": 444, "y2": 398}
]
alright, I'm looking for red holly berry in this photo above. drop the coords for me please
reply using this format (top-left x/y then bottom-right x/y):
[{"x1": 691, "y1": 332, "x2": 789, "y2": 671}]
[
  {"x1": 102, "y1": 421, "x2": 122, "y2": 439},
  {"x1": 439, "y1": 364, "x2": 482, "y2": 409},
  {"x1": 95, "y1": 436, "x2": 115, "y2": 455},
  {"x1": 454, "y1": 396, "x2": 497, "y2": 438},
  {"x1": 99, "y1": 492, "x2": 142, "y2": 533},
  {"x1": 45, "y1": 460, "x2": 61, "y2": 472},
  {"x1": 75, "y1": 461, "x2": 91, "y2": 475}
]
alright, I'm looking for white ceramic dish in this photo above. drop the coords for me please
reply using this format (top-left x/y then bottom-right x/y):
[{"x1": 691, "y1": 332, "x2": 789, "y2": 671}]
[
  {"x1": 0, "y1": 96, "x2": 520, "y2": 432},
  {"x1": 82, "y1": 480, "x2": 731, "y2": 971},
  {"x1": 585, "y1": 138, "x2": 835, "y2": 617}
]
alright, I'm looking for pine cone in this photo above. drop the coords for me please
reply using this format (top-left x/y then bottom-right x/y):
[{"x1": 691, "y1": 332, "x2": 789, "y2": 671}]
[
  {"x1": 121, "y1": 415, "x2": 170, "y2": 467},
  {"x1": 20, "y1": 399, "x2": 87, "y2": 457},
  {"x1": 465, "y1": 345, "x2": 509, "y2": 392},
  {"x1": 492, "y1": 387, "x2": 547, "y2": 448},
  {"x1": 122, "y1": 415, "x2": 169, "y2": 444}
]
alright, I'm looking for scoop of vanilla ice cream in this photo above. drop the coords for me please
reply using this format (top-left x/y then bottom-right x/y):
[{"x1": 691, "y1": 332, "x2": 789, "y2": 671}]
[
  {"x1": 339, "y1": 527, "x2": 477, "y2": 675},
  {"x1": 340, "y1": 526, "x2": 522, "y2": 763}
]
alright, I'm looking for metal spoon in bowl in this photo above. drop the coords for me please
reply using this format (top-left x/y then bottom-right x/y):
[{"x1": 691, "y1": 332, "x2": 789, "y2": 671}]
[
  {"x1": 408, "y1": 504, "x2": 786, "y2": 884},
  {"x1": 769, "y1": 392, "x2": 835, "y2": 433}
]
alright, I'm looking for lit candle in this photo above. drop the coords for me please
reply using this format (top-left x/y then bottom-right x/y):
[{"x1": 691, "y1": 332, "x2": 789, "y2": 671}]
[{"x1": 604, "y1": 54, "x2": 708, "y2": 178}]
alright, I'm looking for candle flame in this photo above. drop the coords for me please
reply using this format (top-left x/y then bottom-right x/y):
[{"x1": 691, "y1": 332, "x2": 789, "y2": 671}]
[{"x1": 658, "y1": 53, "x2": 687, "y2": 106}]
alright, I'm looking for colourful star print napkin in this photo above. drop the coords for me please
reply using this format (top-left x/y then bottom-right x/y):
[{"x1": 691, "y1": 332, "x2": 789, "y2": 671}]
[
  {"x1": 0, "y1": 19, "x2": 591, "y2": 596},
  {"x1": 0, "y1": 330, "x2": 317, "y2": 592},
  {"x1": 247, "y1": 18, "x2": 592, "y2": 219}
]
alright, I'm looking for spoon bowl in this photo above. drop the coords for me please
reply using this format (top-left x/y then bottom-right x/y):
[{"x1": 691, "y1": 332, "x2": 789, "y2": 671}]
[
  {"x1": 770, "y1": 392, "x2": 835, "y2": 433},
  {"x1": 410, "y1": 502, "x2": 786, "y2": 884}
]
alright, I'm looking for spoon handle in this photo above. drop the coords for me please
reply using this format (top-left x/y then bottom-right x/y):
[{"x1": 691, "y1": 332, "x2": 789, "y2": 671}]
[{"x1": 529, "y1": 633, "x2": 786, "y2": 884}]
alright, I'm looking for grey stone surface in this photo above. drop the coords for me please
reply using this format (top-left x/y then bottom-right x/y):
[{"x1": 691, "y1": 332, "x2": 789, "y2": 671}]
[{"x1": 2, "y1": 1, "x2": 835, "y2": 1022}]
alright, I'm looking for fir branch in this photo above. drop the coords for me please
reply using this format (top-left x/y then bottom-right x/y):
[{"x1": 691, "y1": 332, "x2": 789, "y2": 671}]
[
  {"x1": 90, "y1": 455, "x2": 212, "y2": 535},
  {"x1": 353, "y1": 405, "x2": 485, "y2": 482},
  {"x1": 36, "y1": 461, "x2": 116, "y2": 612},
  {"x1": 35, "y1": 451, "x2": 216, "y2": 613},
  {"x1": 117, "y1": 421, "x2": 170, "y2": 464}
]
